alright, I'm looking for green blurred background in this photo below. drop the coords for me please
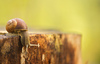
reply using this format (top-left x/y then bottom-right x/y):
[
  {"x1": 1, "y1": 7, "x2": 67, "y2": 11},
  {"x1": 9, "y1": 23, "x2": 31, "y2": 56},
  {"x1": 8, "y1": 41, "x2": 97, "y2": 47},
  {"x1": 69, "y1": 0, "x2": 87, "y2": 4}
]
[{"x1": 0, "y1": 0, "x2": 100, "y2": 63}]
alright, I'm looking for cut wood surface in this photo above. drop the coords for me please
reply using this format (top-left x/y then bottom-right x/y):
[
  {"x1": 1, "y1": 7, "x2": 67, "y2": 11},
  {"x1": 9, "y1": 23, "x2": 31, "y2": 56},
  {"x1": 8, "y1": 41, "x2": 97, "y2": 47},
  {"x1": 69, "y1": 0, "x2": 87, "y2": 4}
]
[{"x1": 0, "y1": 32, "x2": 82, "y2": 64}]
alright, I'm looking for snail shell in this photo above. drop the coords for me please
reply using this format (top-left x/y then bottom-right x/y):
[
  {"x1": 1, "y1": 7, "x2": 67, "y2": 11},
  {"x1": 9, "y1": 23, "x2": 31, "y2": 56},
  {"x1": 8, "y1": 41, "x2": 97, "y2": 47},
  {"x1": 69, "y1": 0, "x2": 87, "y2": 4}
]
[{"x1": 6, "y1": 18, "x2": 28, "y2": 33}]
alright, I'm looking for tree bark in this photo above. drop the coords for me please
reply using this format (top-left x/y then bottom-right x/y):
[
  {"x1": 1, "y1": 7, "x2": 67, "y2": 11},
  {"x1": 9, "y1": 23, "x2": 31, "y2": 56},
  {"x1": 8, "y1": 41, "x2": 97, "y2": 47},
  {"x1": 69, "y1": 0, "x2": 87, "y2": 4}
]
[{"x1": 0, "y1": 33, "x2": 82, "y2": 64}]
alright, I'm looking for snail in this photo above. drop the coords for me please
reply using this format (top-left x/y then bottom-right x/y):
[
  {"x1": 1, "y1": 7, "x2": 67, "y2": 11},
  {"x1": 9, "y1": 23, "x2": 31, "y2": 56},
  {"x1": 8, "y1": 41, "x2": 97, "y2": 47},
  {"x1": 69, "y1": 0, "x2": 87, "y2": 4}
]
[
  {"x1": 6, "y1": 18, "x2": 40, "y2": 58},
  {"x1": 6, "y1": 18, "x2": 29, "y2": 58}
]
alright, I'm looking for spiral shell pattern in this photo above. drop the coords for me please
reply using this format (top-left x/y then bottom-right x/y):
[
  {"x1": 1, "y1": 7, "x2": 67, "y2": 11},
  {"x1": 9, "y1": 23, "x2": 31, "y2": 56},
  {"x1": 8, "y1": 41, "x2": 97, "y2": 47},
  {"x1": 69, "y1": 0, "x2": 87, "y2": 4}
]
[{"x1": 6, "y1": 18, "x2": 28, "y2": 33}]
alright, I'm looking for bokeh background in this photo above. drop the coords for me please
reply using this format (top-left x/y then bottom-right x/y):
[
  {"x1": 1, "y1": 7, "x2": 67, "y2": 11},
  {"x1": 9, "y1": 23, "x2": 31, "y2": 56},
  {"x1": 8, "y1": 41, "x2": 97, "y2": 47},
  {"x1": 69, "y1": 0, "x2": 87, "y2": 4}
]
[{"x1": 0, "y1": 0, "x2": 100, "y2": 63}]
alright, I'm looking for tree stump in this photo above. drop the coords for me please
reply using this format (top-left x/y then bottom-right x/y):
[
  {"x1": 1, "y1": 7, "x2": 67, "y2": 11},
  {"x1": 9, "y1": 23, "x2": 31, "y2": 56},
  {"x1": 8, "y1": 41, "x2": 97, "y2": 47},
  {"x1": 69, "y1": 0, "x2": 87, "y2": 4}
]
[{"x1": 0, "y1": 32, "x2": 82, "y2": 64}]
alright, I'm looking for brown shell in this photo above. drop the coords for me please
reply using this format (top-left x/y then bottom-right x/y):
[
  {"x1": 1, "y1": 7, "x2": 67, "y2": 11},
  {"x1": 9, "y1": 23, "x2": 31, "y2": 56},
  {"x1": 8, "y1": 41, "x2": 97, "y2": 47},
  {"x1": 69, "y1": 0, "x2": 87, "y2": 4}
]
[
  {"x1": 6, "y1": 18, "x2": 28, "y2": 33},
  {"x1": 15, "y1": 18, "x2": 27, "y2": 30}
]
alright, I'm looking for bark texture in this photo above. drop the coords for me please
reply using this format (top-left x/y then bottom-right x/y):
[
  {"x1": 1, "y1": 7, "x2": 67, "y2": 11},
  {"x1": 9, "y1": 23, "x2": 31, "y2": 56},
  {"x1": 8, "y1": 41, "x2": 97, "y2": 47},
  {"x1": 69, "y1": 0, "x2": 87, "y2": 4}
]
[{"x1": 0, "y1": 33, "x2": 82, "y2": 64}]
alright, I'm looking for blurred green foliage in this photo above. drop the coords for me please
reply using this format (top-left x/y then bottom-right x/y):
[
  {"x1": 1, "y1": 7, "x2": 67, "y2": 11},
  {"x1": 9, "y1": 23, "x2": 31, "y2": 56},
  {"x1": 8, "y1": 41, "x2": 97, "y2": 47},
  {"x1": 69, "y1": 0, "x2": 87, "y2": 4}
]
[{"x1": 0, "y1": 0, "x2": 100, "y2": 63}]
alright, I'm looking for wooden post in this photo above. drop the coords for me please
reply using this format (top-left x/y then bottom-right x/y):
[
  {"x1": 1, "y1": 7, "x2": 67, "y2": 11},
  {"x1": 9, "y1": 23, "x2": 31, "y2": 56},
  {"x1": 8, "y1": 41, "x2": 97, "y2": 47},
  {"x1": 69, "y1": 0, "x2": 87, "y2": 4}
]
[{"x1": 0, "y1": 33, "x2": 82, "y2": 64}]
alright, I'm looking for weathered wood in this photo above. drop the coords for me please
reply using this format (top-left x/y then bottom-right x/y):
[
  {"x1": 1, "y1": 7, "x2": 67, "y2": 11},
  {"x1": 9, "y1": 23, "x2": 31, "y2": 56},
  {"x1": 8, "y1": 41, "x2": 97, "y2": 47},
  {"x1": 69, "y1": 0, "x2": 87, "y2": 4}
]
[
  {"x1": 0, "y1": 33, "x2": 82, "y2": 64},
  {"x1": 0, "y1": 35, "x2": 22, "y2": 64}
]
